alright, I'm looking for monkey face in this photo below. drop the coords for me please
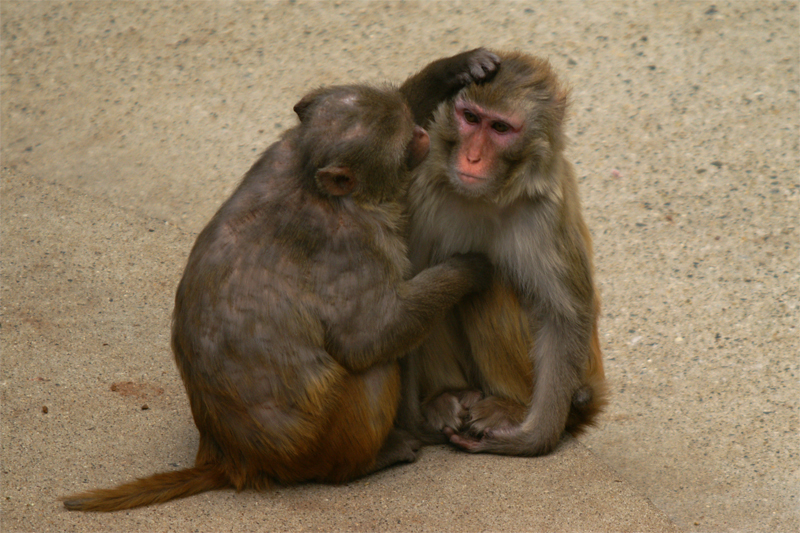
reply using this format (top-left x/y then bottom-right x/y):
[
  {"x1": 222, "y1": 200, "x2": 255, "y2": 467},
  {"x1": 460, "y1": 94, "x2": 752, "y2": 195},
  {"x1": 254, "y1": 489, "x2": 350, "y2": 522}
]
[{"x1": 446, "y1": 97, "x2": 524, "y2": 198}]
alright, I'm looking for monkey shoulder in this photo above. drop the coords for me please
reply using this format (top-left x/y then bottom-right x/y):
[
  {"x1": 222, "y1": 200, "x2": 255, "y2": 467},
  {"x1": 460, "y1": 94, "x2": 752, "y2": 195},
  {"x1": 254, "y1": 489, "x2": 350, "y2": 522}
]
[{"x1": 310, "y1": 235, "x2": 407, "y2": 316}]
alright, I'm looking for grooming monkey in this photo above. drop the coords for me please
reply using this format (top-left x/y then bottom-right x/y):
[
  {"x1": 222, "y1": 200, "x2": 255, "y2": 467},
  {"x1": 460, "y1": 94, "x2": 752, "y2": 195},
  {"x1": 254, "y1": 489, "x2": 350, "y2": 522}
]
[
  {"x1": 399, "y1": 51, "x2": 608, "y2": 456},
  {"x1": 62, "y1": 49, "x2": 500, "y2": 512}
]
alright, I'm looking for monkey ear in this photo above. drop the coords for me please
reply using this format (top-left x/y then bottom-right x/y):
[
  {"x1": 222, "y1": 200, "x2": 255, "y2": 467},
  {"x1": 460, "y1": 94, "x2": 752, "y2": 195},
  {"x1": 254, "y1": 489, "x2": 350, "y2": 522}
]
[
  {"x1": 406, "y1": 125, "x2": 431, "y2": 170},
  {"x1": 316, "y1": 166, "x2": 357, "y2": 196},
  {"x1": 293, "y1": 92, "x2": 320, "y2": 122}
]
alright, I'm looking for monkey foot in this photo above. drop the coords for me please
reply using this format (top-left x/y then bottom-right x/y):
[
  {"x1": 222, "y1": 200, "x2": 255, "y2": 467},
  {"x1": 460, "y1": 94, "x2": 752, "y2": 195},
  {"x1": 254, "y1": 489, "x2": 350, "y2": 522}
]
[{"x1": 443, "y1": 426, "x2": 485, "y2": 453}]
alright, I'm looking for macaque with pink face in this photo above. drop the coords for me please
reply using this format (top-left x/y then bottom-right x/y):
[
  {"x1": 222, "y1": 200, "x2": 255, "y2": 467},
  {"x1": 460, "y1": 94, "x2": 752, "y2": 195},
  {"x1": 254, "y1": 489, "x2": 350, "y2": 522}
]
[{"x1": 399, "y1": 51, "x2": 608, "y2": 457}]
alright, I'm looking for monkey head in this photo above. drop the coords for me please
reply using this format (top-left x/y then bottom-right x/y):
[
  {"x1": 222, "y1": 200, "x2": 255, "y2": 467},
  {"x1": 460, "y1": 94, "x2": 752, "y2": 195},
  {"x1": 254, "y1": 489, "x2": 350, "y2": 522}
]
[
  {"x1": 427, "y1": 52, "x2": 570, "y2": 205},
  {"x1": 293, "y1": 85, "x2": 430, "y2": 203}
]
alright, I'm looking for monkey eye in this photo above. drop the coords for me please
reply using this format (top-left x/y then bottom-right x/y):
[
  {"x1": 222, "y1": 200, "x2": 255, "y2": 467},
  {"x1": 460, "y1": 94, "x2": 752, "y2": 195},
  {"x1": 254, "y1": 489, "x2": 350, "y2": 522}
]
[
  {"x1": 462, "y1": 110, "x2": 480, "y2": 124},
  {"x1": 492, "y1": 122, "x2": 510, "y2": 133}
]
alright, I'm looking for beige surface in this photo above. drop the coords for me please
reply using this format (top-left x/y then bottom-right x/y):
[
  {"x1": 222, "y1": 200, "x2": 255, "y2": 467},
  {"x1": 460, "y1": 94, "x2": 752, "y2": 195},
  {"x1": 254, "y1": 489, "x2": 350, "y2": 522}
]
[
  {"x1": 2, "y1": 169, "x2": 678, "y2": 532},
  {"x1": 2, "y1": 1, "x2": 797, "y2": 532}
]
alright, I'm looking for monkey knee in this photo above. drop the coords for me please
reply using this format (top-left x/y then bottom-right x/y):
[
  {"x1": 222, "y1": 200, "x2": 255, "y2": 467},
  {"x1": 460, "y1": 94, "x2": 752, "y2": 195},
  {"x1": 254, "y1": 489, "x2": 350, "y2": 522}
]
[{"x1": 571, "y1": 385, "x2": 593, "y2": 409}]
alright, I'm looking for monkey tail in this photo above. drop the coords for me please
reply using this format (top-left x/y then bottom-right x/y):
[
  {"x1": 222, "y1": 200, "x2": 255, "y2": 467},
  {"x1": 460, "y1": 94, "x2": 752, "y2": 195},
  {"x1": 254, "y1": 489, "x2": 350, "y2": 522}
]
[{"x1": 61, "y1": 464, "x2": 229, "y2": 512}]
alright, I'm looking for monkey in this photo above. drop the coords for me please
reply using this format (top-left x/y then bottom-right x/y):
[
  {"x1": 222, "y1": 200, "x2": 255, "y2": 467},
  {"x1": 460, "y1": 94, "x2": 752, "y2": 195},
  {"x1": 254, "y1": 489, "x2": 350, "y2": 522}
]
[
  {"x1": 397, "y1": 50, "x2": 608, "y2": 456},
  {"x1": 60, "y1": 49, "x2": 500, "y2": 512}
]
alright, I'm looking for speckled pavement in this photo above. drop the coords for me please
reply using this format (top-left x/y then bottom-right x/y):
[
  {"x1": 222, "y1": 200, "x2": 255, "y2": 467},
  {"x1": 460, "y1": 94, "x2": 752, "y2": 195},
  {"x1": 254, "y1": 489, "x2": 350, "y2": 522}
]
[{"x1": 2, "y1": 2, "x2": 797, "y2": 532}]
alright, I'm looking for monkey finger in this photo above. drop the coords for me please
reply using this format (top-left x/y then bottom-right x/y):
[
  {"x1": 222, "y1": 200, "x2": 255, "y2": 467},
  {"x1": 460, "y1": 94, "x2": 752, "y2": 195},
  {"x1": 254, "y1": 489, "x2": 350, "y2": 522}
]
[
  {"x1": 454, "y1": 401, "x2": 470, "y2": 422},
  {"x1": 456, "y1": 389, "x2": 484, "y2": 410},
  {"x1": 464, "y1": 421, "x2": 486, "y2": 439},
  {"x1": 467, "y1": 49, "x2": 501, "y2": 82},
  {"x1": 447, "y1": 431, "x2": 486, "y2": 453}
]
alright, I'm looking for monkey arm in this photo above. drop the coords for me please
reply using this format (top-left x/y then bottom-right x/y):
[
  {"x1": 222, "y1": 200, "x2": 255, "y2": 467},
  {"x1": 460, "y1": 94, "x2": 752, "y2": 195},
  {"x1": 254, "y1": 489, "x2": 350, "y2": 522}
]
[
  {"x1": 324, "y1": 254, "x2": 491, "y2": 373},
  {"x1": 450, "y1": 208, "x2": 596, "y2": 456},
  {"x1": 449, "y1": 299, "x2": 594, "y2": 456},
  {"x1": 399, "y1": 48, "x2": 500, "y2": 126}
]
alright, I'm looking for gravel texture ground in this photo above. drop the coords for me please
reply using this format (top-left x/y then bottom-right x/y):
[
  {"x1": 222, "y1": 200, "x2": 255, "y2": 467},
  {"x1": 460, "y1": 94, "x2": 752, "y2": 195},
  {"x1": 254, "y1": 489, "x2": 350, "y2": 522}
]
[{"x1": 2, "y1": 1, "x2": 797, "y2": 532}]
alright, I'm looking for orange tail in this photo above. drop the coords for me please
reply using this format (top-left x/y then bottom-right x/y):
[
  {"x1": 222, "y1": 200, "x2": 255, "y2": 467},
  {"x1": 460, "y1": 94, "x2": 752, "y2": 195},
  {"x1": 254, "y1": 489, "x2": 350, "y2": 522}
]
[{"x1": 61, "y1": 464, "x2": 229, "y2": 512}]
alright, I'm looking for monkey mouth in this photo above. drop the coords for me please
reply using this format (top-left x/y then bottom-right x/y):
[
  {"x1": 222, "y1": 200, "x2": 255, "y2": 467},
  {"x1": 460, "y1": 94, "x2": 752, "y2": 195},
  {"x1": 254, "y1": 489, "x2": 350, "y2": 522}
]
[{"x1": 457, "y1": 172, "x2": 487, "y2": 186}]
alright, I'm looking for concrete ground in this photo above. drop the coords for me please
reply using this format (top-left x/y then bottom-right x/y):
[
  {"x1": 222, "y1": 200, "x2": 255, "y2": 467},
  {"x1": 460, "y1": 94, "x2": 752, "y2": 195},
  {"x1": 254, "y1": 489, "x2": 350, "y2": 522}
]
[{"x1": 1, "y1": 1, "x2": 796, "y2": 532}]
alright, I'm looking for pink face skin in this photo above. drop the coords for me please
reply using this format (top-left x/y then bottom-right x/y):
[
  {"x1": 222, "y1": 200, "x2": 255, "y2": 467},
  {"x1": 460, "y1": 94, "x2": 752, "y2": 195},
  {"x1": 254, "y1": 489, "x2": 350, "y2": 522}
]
[{"x1": 453, "y1": 98, "x2": 523, "y2": 189}]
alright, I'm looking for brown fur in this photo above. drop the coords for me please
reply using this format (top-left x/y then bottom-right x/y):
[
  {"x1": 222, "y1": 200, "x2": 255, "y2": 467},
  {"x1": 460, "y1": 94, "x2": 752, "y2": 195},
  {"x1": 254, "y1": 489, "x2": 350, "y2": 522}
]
[
  {"x1": 62, "y1": 50, "x2": 503, "y2": 511},
  {"x1": 398, "y1": 51, "x2": 608, "y2": 456}
]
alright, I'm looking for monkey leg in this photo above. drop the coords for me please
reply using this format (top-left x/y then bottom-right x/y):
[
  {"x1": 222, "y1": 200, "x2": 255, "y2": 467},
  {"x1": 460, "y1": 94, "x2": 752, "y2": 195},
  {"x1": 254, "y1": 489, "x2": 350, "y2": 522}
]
[
  {"x1": 315, "y1": 362, "x2": 404, "y2": 483},
  {"x1": 458, "y1": 281, "x2": 534, "y2": 404},
  {"x1": 399, "y1": 310, "x2": 472, "y2": 444},
  {"x1": 461, "y1": 395, "x2": 528, "y2": 438},
  {"x1": 564, "y1": 317, "x2": 609, "y2": 436},
  {"x1": 370, "y1": 428, "x2": 422, "y2": 473},
  {"x1": 416, "y1": 312, "x2": 471, "y2": 395}
]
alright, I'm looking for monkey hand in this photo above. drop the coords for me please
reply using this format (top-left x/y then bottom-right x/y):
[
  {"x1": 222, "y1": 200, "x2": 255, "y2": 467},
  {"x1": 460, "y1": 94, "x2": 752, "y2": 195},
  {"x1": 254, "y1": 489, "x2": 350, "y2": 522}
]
[
  {"x1": 444, "y1": 425, "x2": 525, "y2": 455},
  {"x1": 456, "y1": 48, "x2": 501, "y2": 87},
  {"x1": 444, "y1": 253, "x2": 493, "y2": 292},
  {"x1": 446, "y1": 423, "x2": 562, "y2": 456},
  {"x1": 443, "y1": 426, "x2": 484, "y2": 452},
  {"x1": 422, "y1": 390, "x2": 484, "y2": 431},
  {"x1": 460, "y1": 395, "x2": 524, "y2": 438},
  {"x1": 422, "y1": 392, "x2": 471, "y2": 434},
  {"x1": 399, "y1": 48, "x2": 500, "y2": 126},
  {"x1": 446, "y1": 396, "x2": 553, "y2": 455}
]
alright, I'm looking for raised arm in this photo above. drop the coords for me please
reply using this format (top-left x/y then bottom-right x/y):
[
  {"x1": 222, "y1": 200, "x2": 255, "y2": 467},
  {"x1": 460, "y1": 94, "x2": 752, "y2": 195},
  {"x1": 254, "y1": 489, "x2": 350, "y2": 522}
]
[{"x1": 399, "y1": 48, "x2": 500, "y2": 126}]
